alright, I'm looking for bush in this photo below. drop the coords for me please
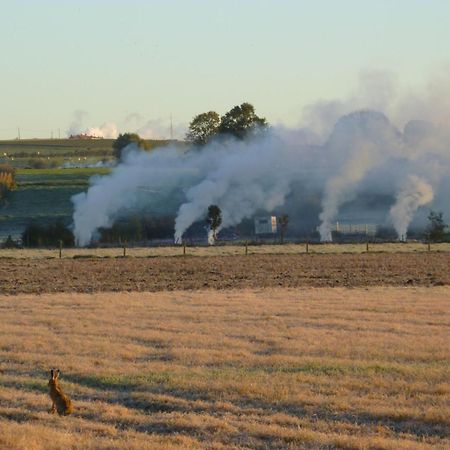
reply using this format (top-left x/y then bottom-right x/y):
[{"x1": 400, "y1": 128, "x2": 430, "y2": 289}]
[
  {"x1": 0, "y1": 163, "x2": 16, "y2": 201},
  {"x1": 2, "y1": 235, "x2": 20, "y2": 249},
  {"x1": 112, "y1": 133, "x2": 149, "y2": 161}
]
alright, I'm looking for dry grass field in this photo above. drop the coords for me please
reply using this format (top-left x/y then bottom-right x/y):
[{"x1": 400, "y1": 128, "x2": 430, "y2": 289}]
[{"x1": 0, "y1": 287, "x2": 449, "y2": 449}]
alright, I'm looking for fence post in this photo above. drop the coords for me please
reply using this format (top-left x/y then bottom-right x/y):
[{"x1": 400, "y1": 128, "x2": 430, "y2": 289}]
[
  {"x1": 59, "y1": 240, "x2": 62, "y2": 259},
  {"x1": 427, "y1": 241, "x2": 431, "y2": 252},
  {"x1": 366, "y1": 241, "x2": 369, "y2": 252},
  {"x1": 245, "y1": 241, "x2": 248, "y2": 255},
  {"x1": 123, "y1": 244, "x2": 126, "y2": 257},
  {"x1": 306, "y1": 241, "x2": 309, "y2": 254},
  {"x1": 183, "y1": 242, "x2": 186, "y2": 255}
]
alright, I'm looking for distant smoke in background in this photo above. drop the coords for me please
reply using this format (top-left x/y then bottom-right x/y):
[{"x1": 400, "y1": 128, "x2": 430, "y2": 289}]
[
  {"x1": 66, "y1": 111, "x2": 185, "y2": 139},
  {"x1": 85, "y1": 122, "x2": 119, "y2": 139},
  {"x1": 67, "y1": 110, "x2": 88, "y2": 136},
  {"x1": 71, "y1": 70, "x2": 450, "y2": 246},
  {"x1": 389, "y1": 175, "x2": 434, "y2": 240}
]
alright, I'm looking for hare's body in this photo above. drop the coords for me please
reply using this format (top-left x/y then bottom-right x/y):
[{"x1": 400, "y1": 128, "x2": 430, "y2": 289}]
[{"x1": 48, "y1": 369, "x2": 73, "y2": 416}]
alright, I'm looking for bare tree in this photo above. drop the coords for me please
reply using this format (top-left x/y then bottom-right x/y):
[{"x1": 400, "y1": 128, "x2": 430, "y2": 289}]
[{"x1": 278, "y1": 214, "x2": 289, "y2": 244}]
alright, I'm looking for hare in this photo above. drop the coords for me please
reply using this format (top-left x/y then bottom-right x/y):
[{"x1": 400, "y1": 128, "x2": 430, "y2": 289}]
[{"x1": 48, "y1": 369, "x2": 73, "y2": 416}]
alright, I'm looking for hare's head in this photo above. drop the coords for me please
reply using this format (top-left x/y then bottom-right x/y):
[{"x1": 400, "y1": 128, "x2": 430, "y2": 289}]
[{"x1": 48, "y1": 369, "x2": 61, "y2": 386}]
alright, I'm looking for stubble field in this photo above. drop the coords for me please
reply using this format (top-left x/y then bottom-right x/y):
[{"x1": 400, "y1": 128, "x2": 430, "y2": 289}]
[{"x1": 0, "y1": 287, "x2": 449, "y2": 449}]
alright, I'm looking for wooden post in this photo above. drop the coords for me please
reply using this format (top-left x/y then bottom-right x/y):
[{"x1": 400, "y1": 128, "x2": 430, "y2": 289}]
[
  {"x1": 123, "y1": 244, "x2": 126, "y2": 257},
  {"x1": 245, "y1": 241, "x2": 248, "y2": 255},
  {"x1": 59, "y1": 240, "x2": 62, "y2": 259},
  {"x1": 183, "y1": 242, "x2": 186, "y2": 255},
  {"x1": 306, "y1": 241, "x2": 309, "y2": 254},
  {"x1": 366, "y1": 241, "x2": 369, "y2": 252},
  {"x1": 427, "y1": 241, "x2": 431, "y2": 252}
]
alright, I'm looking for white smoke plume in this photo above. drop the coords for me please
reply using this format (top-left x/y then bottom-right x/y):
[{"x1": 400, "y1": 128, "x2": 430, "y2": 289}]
[
  {"x1": 389, "y1": 175, "x2": 434, "y2": 241},
  {"x1": 71, "y1": 71, "x2": 450, "y2": 247},
  {"x1": 207, "y1": 229, "x2": 216, "y2": 246},
  {"x1": 318, "y1": 110, "x2": 402, "y2": 241}
]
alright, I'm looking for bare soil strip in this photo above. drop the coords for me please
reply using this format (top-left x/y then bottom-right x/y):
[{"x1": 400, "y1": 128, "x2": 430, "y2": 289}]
[{"x1": 1, "y1": 252, "x2": 449, "y2": 294}]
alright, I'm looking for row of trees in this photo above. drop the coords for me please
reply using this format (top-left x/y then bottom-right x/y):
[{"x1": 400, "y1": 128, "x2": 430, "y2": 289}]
[
  {"x1": 21, "y1": 221, "x2": 75, "y2": 247},
  {"x1": 4, "y1": 208, "x2": 447, "y2": 249},
  {"x1": 18, "y1": 216, "x2": 176, "y2": 248}
]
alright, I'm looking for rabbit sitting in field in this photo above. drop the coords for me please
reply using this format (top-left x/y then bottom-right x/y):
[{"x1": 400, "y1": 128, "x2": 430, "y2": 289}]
[{"x1": 48, "y1": 369, "x2": 73, "y2": 416}]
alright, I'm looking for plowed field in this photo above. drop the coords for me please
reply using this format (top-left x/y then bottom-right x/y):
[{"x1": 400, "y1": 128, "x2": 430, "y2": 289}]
[{"x1": 1, "y1": 252, "x2": 449, "y2": 294}]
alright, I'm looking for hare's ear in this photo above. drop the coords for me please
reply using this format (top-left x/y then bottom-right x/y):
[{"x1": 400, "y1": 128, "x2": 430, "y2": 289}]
[
  {"x1": 56, "y1": 369, "x2": 60, "y2": 379},
  {"x1": 50, "y1": 369, "x2": 54, "y2": 378}
]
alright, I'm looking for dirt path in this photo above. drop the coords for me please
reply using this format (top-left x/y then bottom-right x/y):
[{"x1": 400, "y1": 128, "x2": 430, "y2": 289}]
[{"x1": 1, "y1": 252, "x2": 449, "y2": 294}]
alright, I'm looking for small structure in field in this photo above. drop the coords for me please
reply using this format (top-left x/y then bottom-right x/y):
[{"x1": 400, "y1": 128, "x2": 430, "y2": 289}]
[{"x1": 254, "y1": 216, "x2": 278, "y2": 235}]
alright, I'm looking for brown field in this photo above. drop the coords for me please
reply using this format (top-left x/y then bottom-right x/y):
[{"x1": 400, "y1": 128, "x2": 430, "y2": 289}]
[
  {"x1": 0, "y1": 252, "x2": 449, "y2": 295},
  {"x1": 0, "y1": 287, "x2": 449, "y2": 449}
]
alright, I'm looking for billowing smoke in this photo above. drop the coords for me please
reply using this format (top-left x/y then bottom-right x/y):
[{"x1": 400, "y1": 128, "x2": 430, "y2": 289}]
[
  {"x1": 389, "y1": 175, "x2": 434, "y2": 240},
  {"x1": 71, "y1": 71, "x2": 450, "y2": 246},
  {"x1": 173, "y1": 134, "x2": 298, "y2": 243},
  {"x1": 72, "y1": 134, "x2": 301, "y2": 246}
]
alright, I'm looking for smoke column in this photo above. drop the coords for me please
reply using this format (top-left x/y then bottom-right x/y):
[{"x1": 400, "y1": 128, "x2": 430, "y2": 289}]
[
  {"x1": 389, "y1": 175, "x2": 434, "y2": 240},
  {"x1": 318, "y1": 142, "x2": 379, "y2": 241},
  {"x1": 318, "y1": 111, "x2": 401, "y2": 241}
]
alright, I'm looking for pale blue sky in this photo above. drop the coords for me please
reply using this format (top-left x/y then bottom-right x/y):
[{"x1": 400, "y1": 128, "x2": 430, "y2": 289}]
[{"x1": 1, "y1": 0, "x2": 449, "y2": 139}]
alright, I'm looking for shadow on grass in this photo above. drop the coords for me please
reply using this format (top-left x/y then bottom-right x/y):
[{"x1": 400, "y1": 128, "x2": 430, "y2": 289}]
[
  {"x1": 0, "y1": 377, "x2": 48, "y2": 394},
  {"x1": 63, "y1": 371, "x2": 449, "y2": 440}
]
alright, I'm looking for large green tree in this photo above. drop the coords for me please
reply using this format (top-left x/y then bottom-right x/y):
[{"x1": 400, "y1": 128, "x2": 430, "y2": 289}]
[
  {"x1": 113, "y1": 133, "x2": 149, "y2": 161},
  {"x1": 218, "y1": 102, "x2": 267, "y2": 140},
  {"x1": 186, "y1": 111, "x2": 220, "y2": 146}
]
